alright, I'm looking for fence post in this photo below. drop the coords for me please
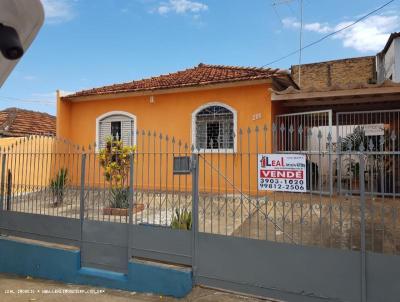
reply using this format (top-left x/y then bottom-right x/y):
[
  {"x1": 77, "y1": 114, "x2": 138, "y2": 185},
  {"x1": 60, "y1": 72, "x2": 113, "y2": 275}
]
[
  {"x1": 359, "y1": 153, "x2": 367, "y2": 302},
  {"x1": 128, "y1": 153, "x2": 134, "y2": 262},
  {"x1": 6, "y1": 170, "x2": 12, "y2": 211},
  {"x1": 191, "y1": 152, "x2": 199, "y2": 281},
  {"x1": 0, "y1": 153, "x2": 6, "y2": 211},
  {"x1": 79, "y1": 152, "x2": 86, "y2": 257}
]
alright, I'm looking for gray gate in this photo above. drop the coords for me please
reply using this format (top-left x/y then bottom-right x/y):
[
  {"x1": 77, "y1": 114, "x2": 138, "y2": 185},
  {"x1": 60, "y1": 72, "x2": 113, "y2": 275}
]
[
  {"x1": 193, "y1": 122, "x2": 400, "y2": 302},
  {"x1": 79, "y1": 131, "x2": 193, "y2": 273}
]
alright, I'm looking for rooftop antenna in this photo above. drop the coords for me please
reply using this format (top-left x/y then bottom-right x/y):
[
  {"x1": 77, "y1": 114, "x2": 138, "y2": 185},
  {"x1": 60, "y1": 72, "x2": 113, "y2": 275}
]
[
  {"x1": 271, "y1": 0, "x2": 304, "y2": 87},
  {"x1": 298, "y1": 0, "x2": 303, "y2": 87}
]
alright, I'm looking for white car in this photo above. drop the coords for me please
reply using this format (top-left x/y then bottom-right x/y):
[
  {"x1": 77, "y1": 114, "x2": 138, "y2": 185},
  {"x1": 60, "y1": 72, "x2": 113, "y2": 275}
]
[{"x1": 0, "y1": 0, "x2": 44, "y2": 87}]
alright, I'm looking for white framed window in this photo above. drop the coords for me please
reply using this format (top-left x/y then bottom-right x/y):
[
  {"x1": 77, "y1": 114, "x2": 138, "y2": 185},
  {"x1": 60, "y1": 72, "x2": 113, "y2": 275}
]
[
  {"x1": 96, "y1": 111, "x2": 137, "y2": 151},
  {"x1": 192, "y1": 102, "x2": 237, "y2": 153}
]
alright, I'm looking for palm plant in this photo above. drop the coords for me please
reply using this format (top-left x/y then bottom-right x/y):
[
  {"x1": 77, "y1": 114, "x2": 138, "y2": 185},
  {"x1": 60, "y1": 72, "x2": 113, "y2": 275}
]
[
  {"x1": 170, "y1": 209, "x2": 192, "y2": 230},
  {"x1": 50, "y1": 168, "x2": 68, "y2": 206}
]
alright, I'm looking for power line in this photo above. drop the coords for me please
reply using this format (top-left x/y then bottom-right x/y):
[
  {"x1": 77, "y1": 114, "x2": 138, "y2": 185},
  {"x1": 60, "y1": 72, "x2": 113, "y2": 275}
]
[
  {"x1": 261, "y1": 0, "x2": 396, "y2": 68},
  {"x1": 0, "y1": 95, "x2": 55, "y2": 105}
]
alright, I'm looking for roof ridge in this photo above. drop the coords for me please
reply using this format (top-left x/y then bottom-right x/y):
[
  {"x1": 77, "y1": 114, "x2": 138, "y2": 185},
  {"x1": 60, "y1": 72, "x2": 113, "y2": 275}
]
[
  {"x1": 197, "y1": 63, "x2": 274, "y2": 72},
  {"x1": 3, "y1": 107, "x2": 55, "y2": 118}
]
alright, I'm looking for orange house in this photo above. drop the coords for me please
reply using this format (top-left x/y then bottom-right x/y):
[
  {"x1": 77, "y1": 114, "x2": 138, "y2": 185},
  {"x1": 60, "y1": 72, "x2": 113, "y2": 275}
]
[{"x1": 57, "y1": 64, "x2": 294, "y2": 193}]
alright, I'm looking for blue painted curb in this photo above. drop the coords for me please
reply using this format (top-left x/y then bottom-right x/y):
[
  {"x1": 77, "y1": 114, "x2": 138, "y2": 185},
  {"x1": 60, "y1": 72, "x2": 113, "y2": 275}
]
[{"x1": 0, "y1": 236, "x2": 192, "y2": 298}]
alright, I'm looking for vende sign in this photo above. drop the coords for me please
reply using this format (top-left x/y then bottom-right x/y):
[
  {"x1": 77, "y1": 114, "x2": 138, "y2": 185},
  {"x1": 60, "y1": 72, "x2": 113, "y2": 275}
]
[{"x1": 258, "y1": 154, "x2": 307, "y2": 192}]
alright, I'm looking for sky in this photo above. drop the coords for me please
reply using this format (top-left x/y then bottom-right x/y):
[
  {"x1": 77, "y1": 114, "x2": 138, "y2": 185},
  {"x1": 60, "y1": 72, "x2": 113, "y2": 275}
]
[{"x1": 1, "y1": 0, "x2": 399, "y2": 115}]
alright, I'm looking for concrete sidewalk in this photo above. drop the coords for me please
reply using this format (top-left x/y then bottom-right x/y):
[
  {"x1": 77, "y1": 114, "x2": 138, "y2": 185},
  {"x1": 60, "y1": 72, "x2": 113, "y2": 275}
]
[{"x1": 0, "y1": 273, "x2": 273, "y2": 302}]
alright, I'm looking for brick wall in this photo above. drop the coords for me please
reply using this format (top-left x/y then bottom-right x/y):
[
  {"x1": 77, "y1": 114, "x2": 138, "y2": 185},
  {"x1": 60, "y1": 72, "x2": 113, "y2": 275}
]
[{"x1": 291, "y1": 56, "x2": 376, "y2": 89}]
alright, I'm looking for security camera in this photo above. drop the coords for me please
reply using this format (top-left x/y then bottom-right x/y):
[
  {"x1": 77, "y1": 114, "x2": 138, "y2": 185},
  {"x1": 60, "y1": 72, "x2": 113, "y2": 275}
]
[{"x1": 0, "y1": 23, "x2": 24, "y2": 60}]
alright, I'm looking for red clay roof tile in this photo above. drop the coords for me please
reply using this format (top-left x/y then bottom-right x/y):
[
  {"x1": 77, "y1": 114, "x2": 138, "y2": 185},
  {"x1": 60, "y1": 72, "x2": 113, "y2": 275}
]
[
  {"x1": 64, "y1": 63, "x2": 287, "y2": 99},
  {"x1": 0, "y1": 107, "x2": 56, "y2": 137}
]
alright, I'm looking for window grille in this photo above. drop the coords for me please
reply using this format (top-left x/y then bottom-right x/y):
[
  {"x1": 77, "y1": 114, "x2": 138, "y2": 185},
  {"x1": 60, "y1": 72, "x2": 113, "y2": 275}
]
[{"x1": 195, "y1": 105, "x2": 234, "y2": 150}]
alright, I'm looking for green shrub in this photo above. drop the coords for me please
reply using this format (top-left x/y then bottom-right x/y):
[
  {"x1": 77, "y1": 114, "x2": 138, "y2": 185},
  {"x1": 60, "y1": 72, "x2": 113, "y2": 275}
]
[
  {"x1": 170, "y1": 209, "x2": 192, "y2": 230},
  {"x1": 50, "y1": 168, "x2": 68, "y2": 206},
  {"x1": 109, "y1": 187, "x2": 129, "y2": 209},
  {"x1": 99, "y1": 137, "x2": 135, "y2": 209}
]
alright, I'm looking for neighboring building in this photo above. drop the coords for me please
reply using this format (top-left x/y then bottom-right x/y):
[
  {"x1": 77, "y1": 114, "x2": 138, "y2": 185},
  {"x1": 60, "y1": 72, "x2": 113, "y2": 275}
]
[
  {"x1": 376, "y1": 32, "x2": 400, "y2": 84},
  {"x1": 57, "y1": 63, "x2": 295, "y2": 152},
  {"x1": 273, "y1": 33, "x2": 400, "y2": 193},
  {"x1": 0, "y1": 107, "x2": 56, "y2": 137}
]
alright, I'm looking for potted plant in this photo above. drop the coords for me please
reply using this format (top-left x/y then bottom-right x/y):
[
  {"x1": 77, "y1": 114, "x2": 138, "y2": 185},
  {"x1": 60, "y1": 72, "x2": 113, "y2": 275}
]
[
  {"x1": 50, "y1": 168, "x2": 68, "y2": 206},
  {"x1": 99, "y1": 137, "x2": 143, "y2": 216}
]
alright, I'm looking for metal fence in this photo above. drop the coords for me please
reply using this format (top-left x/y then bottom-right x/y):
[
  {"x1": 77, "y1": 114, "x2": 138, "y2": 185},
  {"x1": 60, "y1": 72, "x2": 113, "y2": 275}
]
[
  {"x1": 1, "y1": 127, "x2": 400, "y2": 254},
  {"x1": 1, "y1": 124, "x2": 400, "y2": 302}
]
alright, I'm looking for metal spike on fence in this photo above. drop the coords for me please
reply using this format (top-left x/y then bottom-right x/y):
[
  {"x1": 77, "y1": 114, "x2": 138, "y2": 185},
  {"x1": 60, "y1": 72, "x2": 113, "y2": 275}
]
[
  {"x1": 391, "y1": 130, "x2": 397, "y2": 142},
  {"x1": 247, "y1": 127, "x2": 251, "y2": 134},
  {"x1": 172, "y1": 136, "x2": 175, "y2": 144},
  {"x1": 317, "y1": 129, "x2": 323, "y2": 140},
  {"x1": 307, "y1": 128, "x2": 313, "y2": 137},
  {"x1": 380, "y1": 135, "x2": 385, "y2": 147},
  {"x1": 153, "y1": 131, "x2": 156, "y2": 137},
  {"x1": 359, "y1": 143, "x2": 365, "y2": 152},
  {"x1": 280, "y1": 123, "x2": 285, "y2": 133},
  {"x1": 159, "y1": 133, "x2": 163, "y2": 140},
  {"x1": 147, "y1": 130, "x2": 151, "y2": 137},
  {"x1": 142, "y1": 130, "x2": 145, "y2": 136},
  {"x1": 288, "y1": 124, "x2": 294, "y2": 134},
  {"x1": 368, "y1": 138, "x2": 374, "y2": 151},
  {"x1": 327, "y1": 132, "x2": 332, "y2": 143},
  {"x1": 191, "y1": 144, "x2": 195, "y2": 152},
  {"x1": 255, "y1": 125, "x2": 259, "y2": 133},
  {"x1": 272, "y1": 122, "x2": 277, "y2": 132},
  {"x1": 239, "y1": 128, "x2": 243, "y2": 135},
  {"x1": 298, "y1": 124, "x2": 303, "y2": 135},
  {"x1": 178, "y1": 140, "x2": 182, "y2": 147},
  {"x1": 165, "y1": 135, "x2": 169, "y2": 141}
]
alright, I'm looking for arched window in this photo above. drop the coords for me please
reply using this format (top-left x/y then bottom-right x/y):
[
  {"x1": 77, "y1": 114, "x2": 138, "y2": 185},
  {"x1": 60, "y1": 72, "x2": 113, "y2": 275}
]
[
  {"x1": 192, "y1": 103, "x2": 236, "y2": 152},
  {"x1": 96, "y1": 111, "x2": 136, "y2": 150}
]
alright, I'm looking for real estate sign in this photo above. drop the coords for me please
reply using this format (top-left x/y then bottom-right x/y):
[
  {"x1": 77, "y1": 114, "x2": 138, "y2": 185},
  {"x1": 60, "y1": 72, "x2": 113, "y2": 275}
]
[{"x1": 258, "y1": 154, "x2": 307, "y2": 192}]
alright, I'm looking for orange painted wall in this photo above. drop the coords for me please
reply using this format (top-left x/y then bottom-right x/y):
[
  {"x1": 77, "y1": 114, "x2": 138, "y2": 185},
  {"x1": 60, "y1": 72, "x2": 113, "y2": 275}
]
[{"x1": 57, "y1": 83, "x2": 274, "y2": 194}]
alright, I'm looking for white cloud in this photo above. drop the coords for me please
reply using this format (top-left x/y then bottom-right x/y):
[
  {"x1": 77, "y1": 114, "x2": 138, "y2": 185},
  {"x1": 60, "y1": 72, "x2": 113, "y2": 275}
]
[
  {"x1": 156, "y1": 0, "x2": 208, "y2": 15},
  {"x1": 282, "y1": 14, "x2": 400, "y2": 53},
  {"x1": 333, "y1": 15, "x2": 399, "y2": 52},
  {"x1": 42, "y1": 0, "x2": 75, "y2": 23},
  {"x1": 283, "y1": 18, "x2": 331, "y2": 34}
]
